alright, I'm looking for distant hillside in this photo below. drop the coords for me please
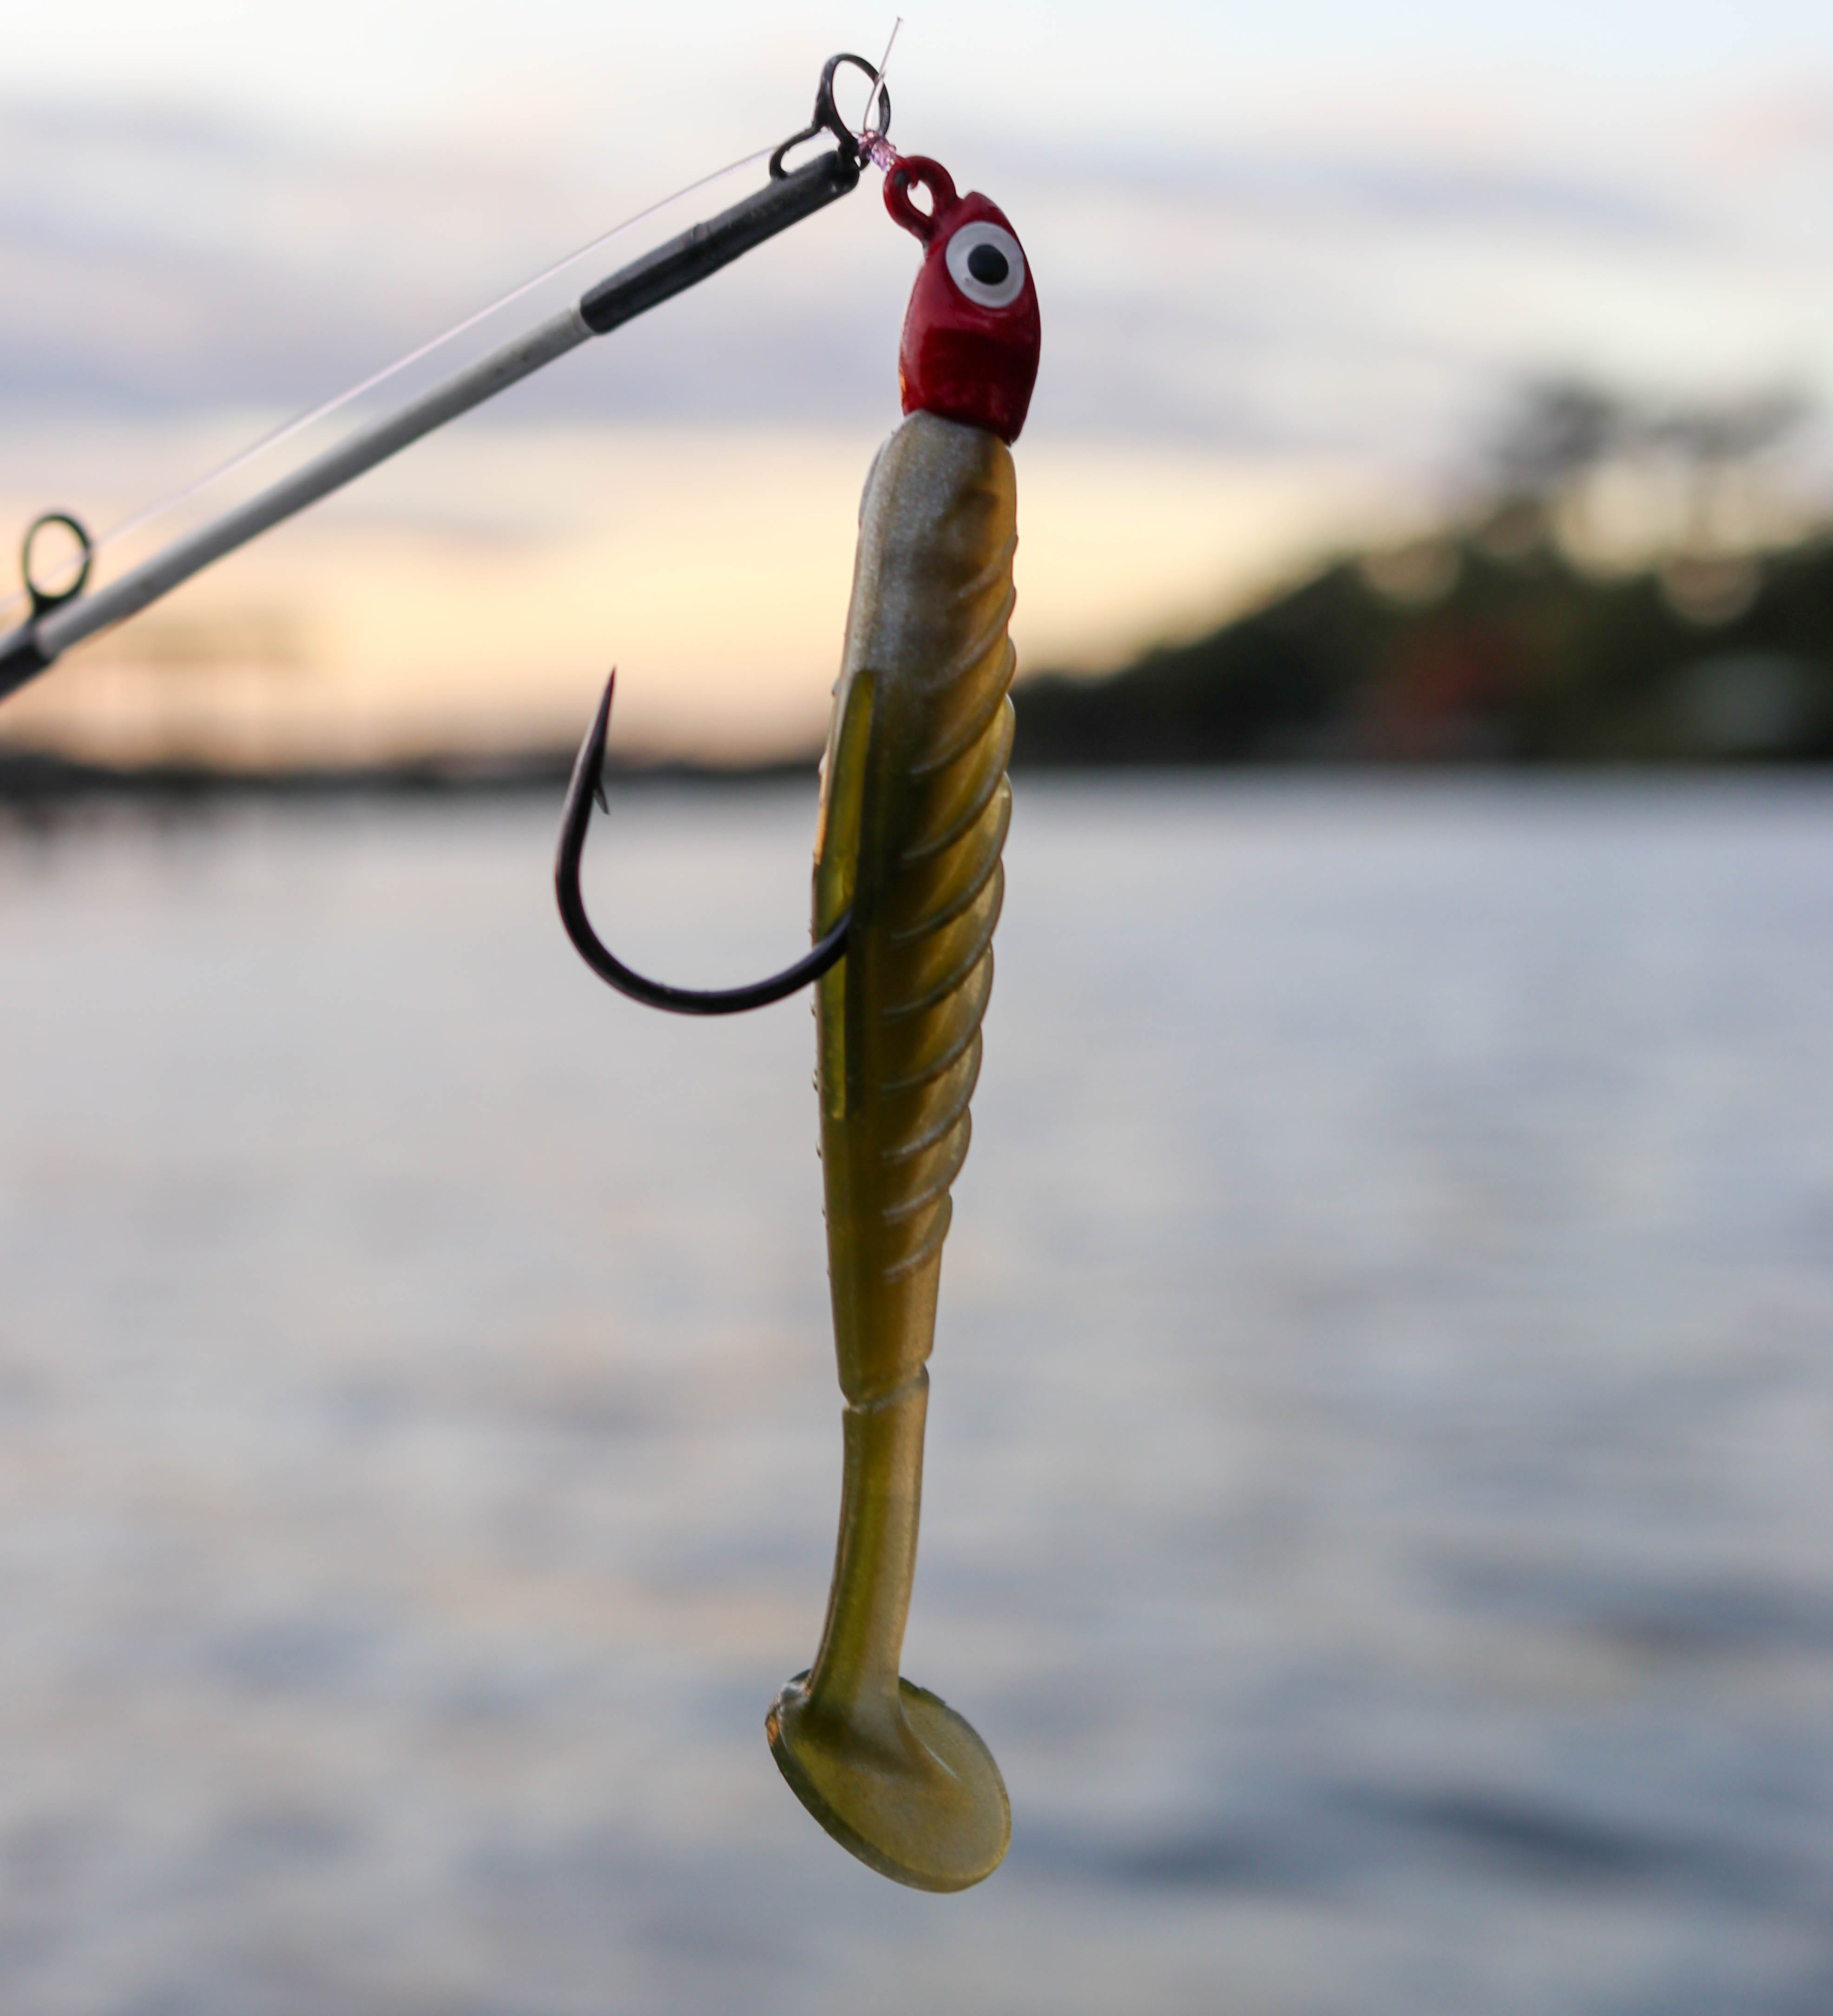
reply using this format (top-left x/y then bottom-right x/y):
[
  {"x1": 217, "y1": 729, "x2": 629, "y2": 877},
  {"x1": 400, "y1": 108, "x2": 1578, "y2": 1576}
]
[{"x1": 1013, "y1": 527, "x2": 1833, "y2": 767}]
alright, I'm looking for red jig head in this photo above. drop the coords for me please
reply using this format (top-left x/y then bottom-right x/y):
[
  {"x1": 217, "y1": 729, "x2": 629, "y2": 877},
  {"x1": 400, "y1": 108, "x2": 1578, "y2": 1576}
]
[{"x1": 885, "y1": 155, "x2": 1040, "y2": 445}]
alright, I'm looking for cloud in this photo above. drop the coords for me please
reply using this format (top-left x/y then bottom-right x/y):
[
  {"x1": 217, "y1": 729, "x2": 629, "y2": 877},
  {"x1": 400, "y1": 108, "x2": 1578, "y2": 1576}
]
[{"x1": 6, "y1": 82, "x2": 1832, "y2": 485}]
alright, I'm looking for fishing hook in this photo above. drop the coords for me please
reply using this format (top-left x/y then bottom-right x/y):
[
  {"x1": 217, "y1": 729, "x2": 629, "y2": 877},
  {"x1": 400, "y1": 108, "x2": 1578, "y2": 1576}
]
[{"x1": 553, "y1": 670, "x2": 850, "y2": 1015}]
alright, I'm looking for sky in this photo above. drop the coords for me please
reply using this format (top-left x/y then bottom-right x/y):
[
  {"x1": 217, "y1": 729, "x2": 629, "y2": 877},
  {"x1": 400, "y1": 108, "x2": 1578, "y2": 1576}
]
[{"x1": 4, "y1": 3, "x2": 1833, "y2": 759}]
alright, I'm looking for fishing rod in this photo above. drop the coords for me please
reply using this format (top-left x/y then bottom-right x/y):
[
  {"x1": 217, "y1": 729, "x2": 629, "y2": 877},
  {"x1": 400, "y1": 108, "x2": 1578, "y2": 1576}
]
[{"x1": 0, "y1": 50, "x2": 890, "y2": 704}]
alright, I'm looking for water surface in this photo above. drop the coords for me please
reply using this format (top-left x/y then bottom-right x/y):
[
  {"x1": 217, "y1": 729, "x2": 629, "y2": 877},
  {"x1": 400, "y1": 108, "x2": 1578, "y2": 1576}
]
[{"x1": 0, "y1": 776, "x2": 1828, "y2": 2015}]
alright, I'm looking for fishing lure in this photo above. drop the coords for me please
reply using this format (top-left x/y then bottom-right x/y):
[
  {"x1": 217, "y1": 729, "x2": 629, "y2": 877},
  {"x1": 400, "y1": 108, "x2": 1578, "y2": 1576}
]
[{"x1": 555, "y1": 154, "x2": 1040, "y2": 1890}]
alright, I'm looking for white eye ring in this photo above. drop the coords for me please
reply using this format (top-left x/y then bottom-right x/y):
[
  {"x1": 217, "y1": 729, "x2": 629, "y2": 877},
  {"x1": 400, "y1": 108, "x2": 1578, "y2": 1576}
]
[{"x1": 944, "y1": 221, "x2": 1026, "y2": 310}]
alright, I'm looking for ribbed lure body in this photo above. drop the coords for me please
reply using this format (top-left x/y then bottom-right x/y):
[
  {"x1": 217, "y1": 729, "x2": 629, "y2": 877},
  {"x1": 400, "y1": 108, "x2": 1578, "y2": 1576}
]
[
  {"x1": 818, "y1": 411, "x2": 1015, "y2": 1406},
  {"x1": 765, "y1": 411, "x2": 1018, "y2": 1890}
]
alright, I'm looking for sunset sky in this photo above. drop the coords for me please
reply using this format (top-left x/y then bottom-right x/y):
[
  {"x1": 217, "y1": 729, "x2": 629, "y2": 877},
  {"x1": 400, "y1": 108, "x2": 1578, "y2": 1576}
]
[{"x1": 5, "y1": 2, "x2": 1833, "y2": 759}]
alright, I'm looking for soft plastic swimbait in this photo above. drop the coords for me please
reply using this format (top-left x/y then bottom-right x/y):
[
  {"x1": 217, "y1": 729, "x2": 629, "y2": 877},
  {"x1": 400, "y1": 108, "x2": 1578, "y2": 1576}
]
[{"x1": 557, "y1": 149, "x2": 1040, "y2": 1890}]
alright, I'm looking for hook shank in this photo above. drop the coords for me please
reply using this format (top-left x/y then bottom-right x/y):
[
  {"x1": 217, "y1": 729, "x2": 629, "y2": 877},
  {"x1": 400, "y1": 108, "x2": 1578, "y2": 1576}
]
[{"x1": 553, "y1": 672, "x2": 849, "y2": 1016}]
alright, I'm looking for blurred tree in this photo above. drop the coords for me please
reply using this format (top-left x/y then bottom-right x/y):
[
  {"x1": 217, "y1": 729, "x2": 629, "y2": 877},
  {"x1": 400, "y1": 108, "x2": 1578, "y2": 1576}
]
[
  {"x1": 1475, "y1": 377, "x2": 1810, "y2": 561},
  {"x1": 1014, "y1": 378, "x2": 1833, "y2": 768},
  {"x1": 1485, "y1": 379, "x2": 1625, "y2": 507}
]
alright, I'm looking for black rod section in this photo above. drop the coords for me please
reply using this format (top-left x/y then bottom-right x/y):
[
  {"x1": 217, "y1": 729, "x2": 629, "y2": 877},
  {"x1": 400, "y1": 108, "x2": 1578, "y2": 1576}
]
[{"x1": 581, "y1": 144, "x2": 858, "y2": 334}]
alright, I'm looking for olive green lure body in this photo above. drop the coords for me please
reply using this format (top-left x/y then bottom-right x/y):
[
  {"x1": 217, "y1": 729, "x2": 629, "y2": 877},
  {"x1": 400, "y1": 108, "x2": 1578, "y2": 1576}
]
[
  {"x1": 550, "y1": 141, "x2": 1039, "y2": 1893},
  {"x1": 765, "y1": 410, "x2": 1017, "y2": 1891}
]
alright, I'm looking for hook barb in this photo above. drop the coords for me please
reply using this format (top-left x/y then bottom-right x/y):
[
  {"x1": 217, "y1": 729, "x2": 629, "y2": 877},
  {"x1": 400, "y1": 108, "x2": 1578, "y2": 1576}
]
[{"x1": 554, "y1": 671, "x2": 849, "y2": 1016}]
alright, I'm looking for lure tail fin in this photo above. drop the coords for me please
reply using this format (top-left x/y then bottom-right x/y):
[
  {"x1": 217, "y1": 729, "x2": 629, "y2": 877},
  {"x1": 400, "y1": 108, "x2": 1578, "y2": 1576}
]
[{"x1": 766, "y1": 1373, "x2": 1009, "y2": 1891}]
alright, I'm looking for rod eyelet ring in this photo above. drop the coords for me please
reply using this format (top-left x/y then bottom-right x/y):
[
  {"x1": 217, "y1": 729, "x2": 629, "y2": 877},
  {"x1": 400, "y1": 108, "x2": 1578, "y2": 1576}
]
[
  {"x1": 22, "y1": 512, "x2": 92, "y2": 617},
  {"x1": 769, "y1": 52, "x2": 890, "y2": 179}
]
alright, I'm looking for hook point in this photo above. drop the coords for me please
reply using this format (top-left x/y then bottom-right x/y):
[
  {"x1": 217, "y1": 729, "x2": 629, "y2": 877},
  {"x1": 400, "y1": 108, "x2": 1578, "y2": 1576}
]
[{"x1": 591, "y1": 669, "x2": 615, "y2": 809}]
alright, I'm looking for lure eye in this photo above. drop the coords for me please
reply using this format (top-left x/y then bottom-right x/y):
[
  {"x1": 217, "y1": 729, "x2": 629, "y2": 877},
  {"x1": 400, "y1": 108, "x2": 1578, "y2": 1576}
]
[{"x1": 943, "y1": 221, "x2": 1026, "y2": 310}]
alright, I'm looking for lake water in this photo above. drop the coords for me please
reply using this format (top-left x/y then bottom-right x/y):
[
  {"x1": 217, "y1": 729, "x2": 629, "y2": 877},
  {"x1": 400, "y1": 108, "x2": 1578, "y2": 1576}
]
[{"x1": 0, "y1": 775, "x2": 1829, "y2": 2016}]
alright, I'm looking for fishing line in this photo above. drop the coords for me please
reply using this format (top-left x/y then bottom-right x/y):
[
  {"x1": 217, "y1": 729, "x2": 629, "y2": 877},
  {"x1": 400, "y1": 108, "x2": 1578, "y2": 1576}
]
[
  {"x1": 863, "y1": 16, "x2": 904, "y2": 144},
  {"x1": 0, "y1": 137, "x2": 787, "y2": 624}
]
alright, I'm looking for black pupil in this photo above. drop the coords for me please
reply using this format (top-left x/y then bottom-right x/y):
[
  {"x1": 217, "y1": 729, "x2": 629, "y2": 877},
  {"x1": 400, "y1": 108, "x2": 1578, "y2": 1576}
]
[{"x1": 966, "y1": 243, "x2": 1010, "y2": 287}]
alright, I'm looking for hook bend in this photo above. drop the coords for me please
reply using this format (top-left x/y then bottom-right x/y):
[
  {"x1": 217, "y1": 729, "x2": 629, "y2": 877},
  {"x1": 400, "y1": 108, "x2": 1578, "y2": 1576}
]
[{"x1": 554, "y1": 672, "x2": 850, "y2": 1016}]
